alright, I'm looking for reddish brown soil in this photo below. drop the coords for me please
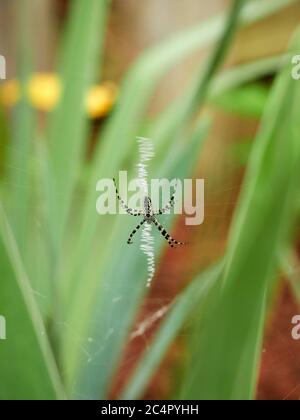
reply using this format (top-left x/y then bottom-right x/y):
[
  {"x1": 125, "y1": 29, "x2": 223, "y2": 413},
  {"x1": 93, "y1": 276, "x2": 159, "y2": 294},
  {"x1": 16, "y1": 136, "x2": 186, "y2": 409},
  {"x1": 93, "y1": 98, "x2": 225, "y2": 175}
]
[{"x1": 257, "y1": 284, "x2": 300, "y2": 401}]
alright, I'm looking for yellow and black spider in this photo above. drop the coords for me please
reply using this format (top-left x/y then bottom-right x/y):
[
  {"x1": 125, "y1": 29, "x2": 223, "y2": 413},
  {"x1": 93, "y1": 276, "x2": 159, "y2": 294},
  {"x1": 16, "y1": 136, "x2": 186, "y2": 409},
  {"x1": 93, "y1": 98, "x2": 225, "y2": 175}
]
[{"x1": 113, "y1": 178, "x2": 186, "y2": 248}]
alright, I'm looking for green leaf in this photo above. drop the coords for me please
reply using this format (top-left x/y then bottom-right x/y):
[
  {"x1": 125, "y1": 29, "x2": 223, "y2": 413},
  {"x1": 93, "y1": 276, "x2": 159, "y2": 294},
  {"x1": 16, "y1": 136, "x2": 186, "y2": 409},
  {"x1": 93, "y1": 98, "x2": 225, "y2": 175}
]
[
  {"x1": 209, "y1": 53, "x2": 289, "y2": 98},
  {"x1": 0, "y1": 105, "x2": 9, "y2": 178},
  {"x1": 0, "y1": 204, "x2": 65, "y2": 400},
  {"x1": 150, "y1": 54, "x2": 287, "y2": 162},
  {"x1": 280, "y1": 251, "x2": 300, "y2": 305},
  {"x1": 230, "y1": 138, "x2": 254, "y2": 166},
  {"x1": 46, "y1": 0, "x2": 110, "y2": 252},
  {"x1": 211, "y1": 84, "x2": 270, "y2": 118},
  {"x1": 8, "y1": 0, "x2": 35, "y2": 258},
  {"x1": 121, "y1": 263, "x2": 223, "y2": 400},
  {"x1": 41, "y1": 0, "x2": 110, "y2": 351},
  {"x1": 180, "y1": 30, "x2": 300, "y2": 401}
]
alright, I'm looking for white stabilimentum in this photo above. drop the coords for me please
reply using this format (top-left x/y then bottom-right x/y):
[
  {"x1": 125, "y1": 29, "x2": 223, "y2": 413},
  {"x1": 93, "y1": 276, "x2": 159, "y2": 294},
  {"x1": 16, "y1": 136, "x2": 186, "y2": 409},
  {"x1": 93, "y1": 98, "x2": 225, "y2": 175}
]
[
  {"x1": 141, "y1": 222, "x2": 155, "y2": 288},
  {"x1": 136, "y1": 137, "x2": 155, "y2": 287}
]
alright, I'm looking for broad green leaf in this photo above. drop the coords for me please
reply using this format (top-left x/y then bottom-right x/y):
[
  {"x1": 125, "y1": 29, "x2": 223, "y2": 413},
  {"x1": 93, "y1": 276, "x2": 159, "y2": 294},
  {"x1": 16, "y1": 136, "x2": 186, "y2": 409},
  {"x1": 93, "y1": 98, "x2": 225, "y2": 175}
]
[
  {"x1": 180, "y1": 31, "x2": 300, "y2": 401},
  {"x1": 8, "y1": 0, "x2": 35, "y2": 258},
  {"x1": 46, "y1": 0, "x2": 110, "y2": 252},
  {"x1": 0, "y1": 204, "x2": 65, "y2": 400}
]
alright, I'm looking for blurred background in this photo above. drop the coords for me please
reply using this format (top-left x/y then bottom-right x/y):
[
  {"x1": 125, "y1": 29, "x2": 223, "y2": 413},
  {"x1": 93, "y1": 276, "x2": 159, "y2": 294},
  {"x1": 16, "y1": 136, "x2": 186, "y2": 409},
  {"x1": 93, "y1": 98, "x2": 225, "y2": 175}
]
[{"x1": 0, "y1": 0, "x2": 300, "y2": 401}]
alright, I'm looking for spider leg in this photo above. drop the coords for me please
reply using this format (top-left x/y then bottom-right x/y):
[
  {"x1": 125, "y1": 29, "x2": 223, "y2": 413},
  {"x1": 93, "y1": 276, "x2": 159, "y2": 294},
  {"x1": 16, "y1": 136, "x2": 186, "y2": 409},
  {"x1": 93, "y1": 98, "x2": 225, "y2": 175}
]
[
  {"x1": 153, "y1": 218, "x2": 186, "y2": 248},
  {"x1": 113, "y1": 178, "x2": 143, "y2": 216},
  {"x1": 154, "y1": 184, "x2": 177, "y2": 215},
  {"x1": 127, "y1": 219, "x2": 146, "y2": 244}
]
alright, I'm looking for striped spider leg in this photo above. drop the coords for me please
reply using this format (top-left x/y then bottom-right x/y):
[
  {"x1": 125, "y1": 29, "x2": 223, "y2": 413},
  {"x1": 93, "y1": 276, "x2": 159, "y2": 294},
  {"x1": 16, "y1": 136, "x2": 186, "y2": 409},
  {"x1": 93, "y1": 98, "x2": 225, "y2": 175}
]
[
  {"x1": 153, "y1": 184, "x2": 186, "y2": 247},
  {"x1": 113, "y1": 178, "x2": 144, "y2": 216},
  {"x1": 127, "y1": 219, "x2": 146, "y2": 244},
  {"x1": 152, "y1": 218, "x2": 186, "y2": 248},
  {"x1": 154, "y1": 183, "x2": 178, "y2": 216},
  {"x1": 114, "y1": 179, "x2": 186, "y2": 248}
]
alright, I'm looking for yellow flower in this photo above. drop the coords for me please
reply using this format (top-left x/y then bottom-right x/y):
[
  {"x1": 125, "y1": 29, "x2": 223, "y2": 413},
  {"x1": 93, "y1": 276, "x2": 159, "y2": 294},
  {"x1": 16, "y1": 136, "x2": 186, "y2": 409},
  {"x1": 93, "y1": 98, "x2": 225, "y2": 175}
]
[
  {"x1": 27, "y1": 73, "x2": 61, "y2": 112},
  {"x1": 0, "y1": 73, "x2": 118, "y2": 119},
  {"x1": 86, "y1": 82, "x2": 118, "y2": 118}
]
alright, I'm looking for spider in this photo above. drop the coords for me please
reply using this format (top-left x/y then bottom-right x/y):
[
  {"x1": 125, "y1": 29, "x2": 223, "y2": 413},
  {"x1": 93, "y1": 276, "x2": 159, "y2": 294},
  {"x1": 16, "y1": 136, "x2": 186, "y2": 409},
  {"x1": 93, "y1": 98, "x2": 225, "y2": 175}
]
[{"x1": 113, "y1": 178, "x2": 187, "y2": 248}]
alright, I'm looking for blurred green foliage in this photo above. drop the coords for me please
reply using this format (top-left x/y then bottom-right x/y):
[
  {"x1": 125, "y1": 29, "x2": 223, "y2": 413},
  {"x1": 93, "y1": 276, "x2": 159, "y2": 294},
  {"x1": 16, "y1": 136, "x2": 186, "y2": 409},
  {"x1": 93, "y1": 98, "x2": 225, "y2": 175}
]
[{"x1": 0, "y1": 0, "x2": 299, "y2": 400}]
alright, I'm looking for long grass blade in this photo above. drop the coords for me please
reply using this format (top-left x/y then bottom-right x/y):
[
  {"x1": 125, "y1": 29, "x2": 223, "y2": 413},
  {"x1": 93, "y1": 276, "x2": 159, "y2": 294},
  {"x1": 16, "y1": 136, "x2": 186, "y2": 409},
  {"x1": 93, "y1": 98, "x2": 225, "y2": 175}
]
[
  {"x1": 8, "y1": 0, "x2": 35, "y2": 258},
  {"x1": 46, "y1": 0, "x2": 110, "y2": 253},
  {"x1": 0, "y1": 203, "x2": 65, "y2": 399},
  {"x1": 121, "y1": 263, "x2": 223, "y2": 400},
  {"x1": 180, "y1": 30, "x2": 300, "y2": 400}
]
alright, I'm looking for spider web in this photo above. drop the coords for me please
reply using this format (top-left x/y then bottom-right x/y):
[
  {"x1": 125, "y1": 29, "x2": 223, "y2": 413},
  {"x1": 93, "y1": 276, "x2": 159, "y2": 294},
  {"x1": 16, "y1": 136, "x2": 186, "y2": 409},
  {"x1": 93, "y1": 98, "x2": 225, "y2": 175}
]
[{"x1": 2, "y1": 142, "x2": 300, "y2": 401}]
